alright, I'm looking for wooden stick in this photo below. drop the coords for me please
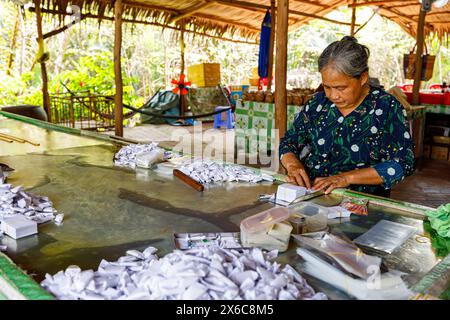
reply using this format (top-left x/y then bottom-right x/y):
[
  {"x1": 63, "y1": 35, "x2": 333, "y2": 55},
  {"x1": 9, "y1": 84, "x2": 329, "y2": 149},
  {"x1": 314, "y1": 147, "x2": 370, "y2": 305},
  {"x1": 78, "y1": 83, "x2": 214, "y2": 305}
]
[
  {"x1": 173, "y1": 169, "x2": 205, "y2": 192},
  {"x1": 0, "y1": 133, "x2": 40, "y2": 146},
  {"x1": 0, "y1": 136, "x2": 14, "y2": 143}
]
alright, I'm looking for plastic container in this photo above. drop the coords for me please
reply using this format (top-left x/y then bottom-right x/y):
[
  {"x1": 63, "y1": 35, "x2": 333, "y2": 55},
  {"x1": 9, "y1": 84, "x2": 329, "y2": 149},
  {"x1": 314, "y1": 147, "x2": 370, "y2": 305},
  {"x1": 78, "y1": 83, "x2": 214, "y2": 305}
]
[
  {"x1": 240, "y1": 207, "x2": 293, "y2": 252},
  {"x1": 290, "y1": 202, "x2": 328, "y2": 233},
  {"x1": 288, "y1": 213, "x2": 306, "y2": 235}
]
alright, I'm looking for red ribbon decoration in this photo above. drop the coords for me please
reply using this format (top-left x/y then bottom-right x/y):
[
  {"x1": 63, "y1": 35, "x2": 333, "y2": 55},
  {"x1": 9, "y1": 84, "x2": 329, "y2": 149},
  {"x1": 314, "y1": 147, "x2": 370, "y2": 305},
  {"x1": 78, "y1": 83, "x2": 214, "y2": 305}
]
[{"x1": 171, "y1": 74, "x2": 191, "y2": 95}]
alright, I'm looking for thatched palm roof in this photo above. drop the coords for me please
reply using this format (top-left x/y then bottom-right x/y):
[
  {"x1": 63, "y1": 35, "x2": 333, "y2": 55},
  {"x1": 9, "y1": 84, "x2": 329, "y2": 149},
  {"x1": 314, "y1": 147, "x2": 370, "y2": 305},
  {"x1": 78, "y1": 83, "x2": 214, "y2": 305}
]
[{"x1": 34, "y1": 0, "x2": 450, "y2": 43}]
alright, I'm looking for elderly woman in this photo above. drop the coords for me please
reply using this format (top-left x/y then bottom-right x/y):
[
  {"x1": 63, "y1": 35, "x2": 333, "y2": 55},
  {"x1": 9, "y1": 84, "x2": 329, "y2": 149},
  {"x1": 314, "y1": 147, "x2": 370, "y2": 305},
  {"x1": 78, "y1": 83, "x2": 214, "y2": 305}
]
[{"x1": 279, "y1": 36, "x2": 414, "y2": 197}]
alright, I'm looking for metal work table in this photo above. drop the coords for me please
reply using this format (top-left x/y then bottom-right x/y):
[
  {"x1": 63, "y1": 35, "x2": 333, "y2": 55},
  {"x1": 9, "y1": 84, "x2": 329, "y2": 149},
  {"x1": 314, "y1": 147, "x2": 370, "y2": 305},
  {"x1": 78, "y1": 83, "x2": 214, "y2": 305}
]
[{"x1": 0, "y1": 112, "x2": 449, "y2": 300}]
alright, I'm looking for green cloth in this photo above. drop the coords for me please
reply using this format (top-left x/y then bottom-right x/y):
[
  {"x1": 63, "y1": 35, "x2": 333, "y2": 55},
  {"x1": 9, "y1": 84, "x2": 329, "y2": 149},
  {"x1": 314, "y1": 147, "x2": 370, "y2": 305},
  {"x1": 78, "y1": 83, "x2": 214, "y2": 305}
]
[
  {"x1": 423, "y1": 220, "x2": 450, "y2": 258},
  {"x1": 426, "y1": 203, "x2": 450, "y2": 238}
]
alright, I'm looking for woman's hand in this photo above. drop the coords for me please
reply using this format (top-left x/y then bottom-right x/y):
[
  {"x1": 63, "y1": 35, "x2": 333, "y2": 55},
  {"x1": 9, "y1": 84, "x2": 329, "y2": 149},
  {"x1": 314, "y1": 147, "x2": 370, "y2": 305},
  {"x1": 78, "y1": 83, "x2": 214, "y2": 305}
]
[
  {"x1": 281, "y1": 153, "x2": 311, "y2": 188},
  {"x1": 286, "y1": 163, "x2": 311, "y2": 189},
  {"x1": 312, "y1": 174, "x2": 351, "y2": 194}
]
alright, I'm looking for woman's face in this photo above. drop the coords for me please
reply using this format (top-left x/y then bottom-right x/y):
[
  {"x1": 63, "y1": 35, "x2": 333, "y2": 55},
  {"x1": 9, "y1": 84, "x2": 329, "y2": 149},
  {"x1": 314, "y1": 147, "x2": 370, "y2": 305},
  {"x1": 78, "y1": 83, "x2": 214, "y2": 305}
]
[{"x1": 321, "y1": 66, "x2": 368, "y2": 111}]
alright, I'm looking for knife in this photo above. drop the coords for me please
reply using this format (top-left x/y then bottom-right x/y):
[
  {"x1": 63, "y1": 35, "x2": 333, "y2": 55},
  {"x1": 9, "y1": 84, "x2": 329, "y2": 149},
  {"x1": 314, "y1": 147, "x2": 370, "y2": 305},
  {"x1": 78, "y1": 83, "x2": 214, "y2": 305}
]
[{"x1": 290, "y1": 189, "x2": 325, "y2": 204}]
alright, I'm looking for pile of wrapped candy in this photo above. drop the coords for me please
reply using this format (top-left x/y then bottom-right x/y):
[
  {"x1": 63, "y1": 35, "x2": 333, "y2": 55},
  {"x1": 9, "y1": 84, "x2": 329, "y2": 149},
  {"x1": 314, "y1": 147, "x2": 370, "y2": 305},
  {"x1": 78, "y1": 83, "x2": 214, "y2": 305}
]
[
  {"x1": 41, "y1": 245, "x2": 327, "y2": 300},
  {"x1": 0, "y1": 183, "x2": 63, "y2": 226},
  {"x1": 178, "y1": 160, "x2": 274, "y2": 184},
  {"x1": 114, "y1": 143, "x2": 175, "y2": 169}
]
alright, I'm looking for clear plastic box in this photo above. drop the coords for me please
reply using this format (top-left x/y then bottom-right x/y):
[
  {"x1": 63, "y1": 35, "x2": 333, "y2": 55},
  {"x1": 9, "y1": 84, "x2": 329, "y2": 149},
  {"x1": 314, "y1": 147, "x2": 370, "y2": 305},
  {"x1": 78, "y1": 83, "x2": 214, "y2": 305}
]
[
  {"x1": 290, "y1": 202, "x2": 329, "y2": 232},
  {"x1": 240, "y1": 207, "x2": 293, "y2": 252}
]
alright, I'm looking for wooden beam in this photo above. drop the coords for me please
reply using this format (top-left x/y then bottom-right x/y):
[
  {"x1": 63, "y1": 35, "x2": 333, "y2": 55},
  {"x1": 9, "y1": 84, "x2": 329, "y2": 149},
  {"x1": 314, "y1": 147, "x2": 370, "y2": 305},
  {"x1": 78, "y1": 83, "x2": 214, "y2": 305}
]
[
  {"x1": 30, "y1": 7, "x2": 259, "y2": 45},
  {"x1": 114, "y1": 0, "x2": 123, "y2": 137},
  {"x1": 293, "y1": 0, "x2": 326, "y2": 8},
  {"x1": 379, "y1": 6, "x2": 434, "y2": 30},
  {"x1": 412, "y1": 8, "x2": 427, "y2": 106},
  {"x1": 288, "y1": 0, "x2": 357, "y2": 29},
  {"x1": 289, "y1": 8, "x2": 359, "y2": 26},
  {"x1": 378, "y1": 6, "x2": 418, "y2": 24},
  {"x1": 388, "y1": 2, "x2": 421, "y2": 9},
  {"x1": 267, "y1": 0, "x2": 275, "y2": 91},
  {"x1": 350, "y1": 0, "x2": 357, "y2": 36},
  {"x1": 412, "y1": 11, "x2": 449, "y2": 17},
  {"x1": 192, "y1": 12, "x2": 260, "y2": 32},
  {"x1": 122, "y1": 1, "x2": 180, "y2": 15},
  {"x1": 215, "y1": 0, "x2": 357, "y2": 26},
  {"x1": 275, "y1": 0, "x2": 288, "y2": 140},
  {"x1": 34, "y1": 0, "x2": 51, "y2": 122},
  {"x1": 349, "y1": 1, "x2": 418, "y2": 8},
  {"x1": 171, "y1": 1, "x2": 216, "y2": 23}
]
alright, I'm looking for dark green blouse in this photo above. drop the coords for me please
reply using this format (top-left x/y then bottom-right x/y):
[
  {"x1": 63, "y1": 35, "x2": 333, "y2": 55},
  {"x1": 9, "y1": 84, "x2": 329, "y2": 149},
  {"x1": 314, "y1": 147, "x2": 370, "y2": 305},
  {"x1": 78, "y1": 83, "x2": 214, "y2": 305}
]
[{"x1": 279, "y1": 86, "x2": 415, "y2": 195}]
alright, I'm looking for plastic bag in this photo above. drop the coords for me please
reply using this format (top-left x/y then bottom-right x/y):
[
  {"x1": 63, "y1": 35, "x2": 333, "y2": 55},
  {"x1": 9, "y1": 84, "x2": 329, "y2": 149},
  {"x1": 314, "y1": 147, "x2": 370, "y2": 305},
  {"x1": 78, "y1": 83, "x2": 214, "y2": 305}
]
[
  {"x1": 293, "y1": 232, "x2": 381, "y2": 279},
  {"x1": 340, "y1": 197, "x2": 369, "y2": 216},
  {"x1": 353, "y1": 220, "x2": 417, "y2": 254},
  {"x1": 135, "y1": 149, "x2": 165, "y2": 168}
]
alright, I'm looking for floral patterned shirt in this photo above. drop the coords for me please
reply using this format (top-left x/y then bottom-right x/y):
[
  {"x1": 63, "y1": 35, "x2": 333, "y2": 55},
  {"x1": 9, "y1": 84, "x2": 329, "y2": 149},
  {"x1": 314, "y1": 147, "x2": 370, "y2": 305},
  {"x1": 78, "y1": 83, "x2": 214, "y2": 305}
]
[{"x1": 279, "y1": 86, "x2": 415, "y2": 195}]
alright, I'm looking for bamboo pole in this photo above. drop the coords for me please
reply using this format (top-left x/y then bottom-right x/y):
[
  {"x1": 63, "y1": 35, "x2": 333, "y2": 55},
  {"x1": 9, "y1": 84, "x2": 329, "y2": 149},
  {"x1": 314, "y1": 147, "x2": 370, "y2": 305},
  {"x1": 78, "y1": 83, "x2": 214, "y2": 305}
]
[
  {"x1": 350, "y1": 0, "x2": 357, "y2": 36},
  {"x1": 275, "y1": 0, "x2": 288, "y2": 139},
  {"x1": 34, "y1": 0, "x2": 51, "y2": 122},
  {"x1": 171, "y1": 1, "x2": 216, "y2": 23},
  {"x1": 412, "y1": 7, "x2": 427, "y2": 106},
  {"x1": 114, "y1": 0, "x2": 124, "y2": 137},
  {"x1": 267, "y1": 0, "x2": 276, "y2": 91}
]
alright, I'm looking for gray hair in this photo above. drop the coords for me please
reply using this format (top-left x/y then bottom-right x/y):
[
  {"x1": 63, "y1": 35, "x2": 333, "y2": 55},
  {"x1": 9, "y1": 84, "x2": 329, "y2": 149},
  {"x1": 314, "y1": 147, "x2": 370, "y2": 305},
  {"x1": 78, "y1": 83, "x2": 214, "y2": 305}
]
[{"x1": 318, "y1": 36, "x2": 370, "y2": 79}]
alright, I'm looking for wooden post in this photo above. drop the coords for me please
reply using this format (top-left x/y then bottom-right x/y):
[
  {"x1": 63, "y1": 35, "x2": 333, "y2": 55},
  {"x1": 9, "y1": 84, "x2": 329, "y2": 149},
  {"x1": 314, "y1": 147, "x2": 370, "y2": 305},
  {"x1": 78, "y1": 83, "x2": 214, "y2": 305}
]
[
  {"x1": 412, "y1": 8, "x2": 427, "y2": 105},
  {"x1": 114, "y1": 0, "x2": 123, "y2": 137},
  {"x1": 180, "y1": 22, "x2": 186, "y2": 75},
  {"x1": 274, "y1": 0, "x2": 288, "y2": 139},
  {"x1": 34, "y1": 0, "x2": 51, "y2": 122},
  {"x1": 267, "y1": 0, "x2": 276, "y2": 91},
  {"x1": 350, "y1": 0, "x2": 357, "y2": 36},
  {"x1": 180, "y1": 21, "x2": 186, "y2": 116}
]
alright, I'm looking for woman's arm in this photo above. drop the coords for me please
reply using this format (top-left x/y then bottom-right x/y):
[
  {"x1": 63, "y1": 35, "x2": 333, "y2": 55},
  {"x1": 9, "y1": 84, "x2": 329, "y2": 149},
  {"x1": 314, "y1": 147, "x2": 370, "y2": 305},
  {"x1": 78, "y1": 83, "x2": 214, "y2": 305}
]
[
  {"x1": 372, "y1": 102, "x2": 415, "y2": 188},
  {"x1": 312, "y1": 167, "x2": 383, "y2": 194}
]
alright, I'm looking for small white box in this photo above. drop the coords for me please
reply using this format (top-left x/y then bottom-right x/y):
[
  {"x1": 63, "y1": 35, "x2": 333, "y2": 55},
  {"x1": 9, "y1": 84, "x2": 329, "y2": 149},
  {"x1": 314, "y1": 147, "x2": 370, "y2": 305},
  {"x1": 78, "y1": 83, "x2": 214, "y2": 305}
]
[
  {"x1": 1, "y1": 215, "x2": 38, "y2": 239},
  {"x1": 276, "y1": 183, "x2": 307, "y2": 203}
]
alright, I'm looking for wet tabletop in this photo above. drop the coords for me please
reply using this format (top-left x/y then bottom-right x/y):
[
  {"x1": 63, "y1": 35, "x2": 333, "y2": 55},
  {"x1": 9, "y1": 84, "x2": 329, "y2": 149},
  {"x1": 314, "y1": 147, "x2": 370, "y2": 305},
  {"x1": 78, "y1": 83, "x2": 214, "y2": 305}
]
[{"x1": 0, "y1": 116, "x2": 446, "y2": 299}]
